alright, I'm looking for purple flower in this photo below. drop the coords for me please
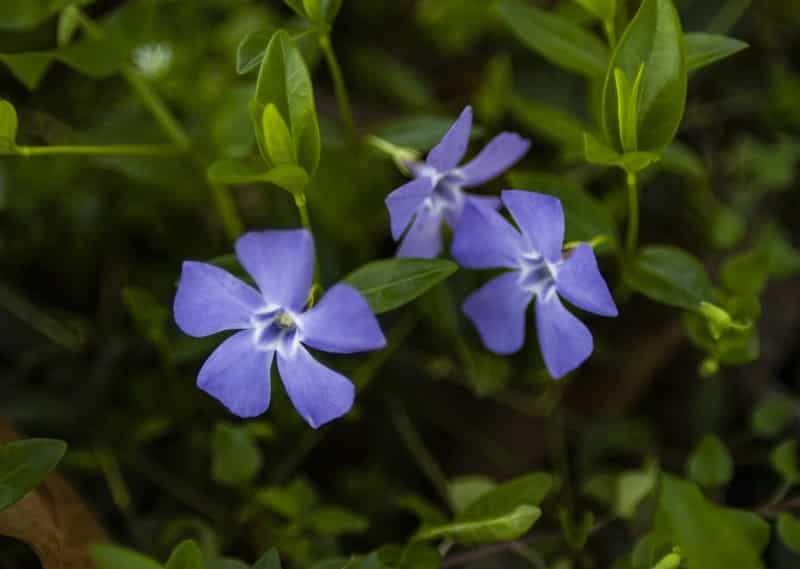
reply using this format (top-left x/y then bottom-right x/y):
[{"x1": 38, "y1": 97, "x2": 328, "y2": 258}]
[
  {"x1": 173, "y1": 229, "x2": 386, "y2": 428},
  {"x1": 452, "y1": 191, "x2": 618, "y2": 378},
  {"x1": 385, "y1": 106, "x2": 530, "y2": 259}
]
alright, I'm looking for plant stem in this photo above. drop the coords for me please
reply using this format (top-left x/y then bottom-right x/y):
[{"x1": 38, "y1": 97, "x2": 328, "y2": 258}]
[
  {"x1": 625, "y1": 171, "x2": 639, "y2": 256},
  {"x1": 209, "y1": 179, "x2": 245, "y2": 242},
  {"x1": 16, "y1": 144, "x2": 182, "y2": 157},
  {"x1": 319, "y1": 33, "x2": 356, "y2": 141},
  {"x1": 294, "y1": 192, "x2": 321, "y2": 283},
  {"x1": 121, "y1": 66, "x2": 191, "y2": 150}
]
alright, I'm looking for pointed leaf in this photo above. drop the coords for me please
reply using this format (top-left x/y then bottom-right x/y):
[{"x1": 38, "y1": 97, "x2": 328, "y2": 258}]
[
  {"x1": 207, "y1": 159, "x2": 309, "y2": 194},
  {"x1": 0, "y1": 439, "x2": 67, "y2": 511},
  {"x1": 624, "y1": 246, "x2": 713, "y2": 310},
  {"x1": 166, "y1": 541, "x2": 204, "y2": 569},
  {"x1": 686, "y1": 435, "x2": 733, "y2": 488},
  {"x1": 686, "y1": 33, "x2": 748, "y2": 71},
  {"x1": 91, "y1": 545, "x2": 164, "y2": 569}
]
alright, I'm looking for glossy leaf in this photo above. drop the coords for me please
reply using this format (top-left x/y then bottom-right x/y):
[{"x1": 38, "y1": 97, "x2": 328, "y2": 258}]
[
  {"x1": 601, "y1": 0, "x2": 687, "y2": 152},
  {"x1": 686, "y1": 33, "x2": 748, "y2": 71},
  {"x1": 496, "y1": 0, "x2": 609, "y2": 77},
  {"x1": 624, "y1": 246, "x2": 713, "y2": 310},
  {"x1": 166, "y1": 541, "x2": 204, "y2": 569},
  {"x1": 344, "y1": 258, "x2": 458, "y2": 314},
  {"x1": 686, "y1": 435, "x2": 733, "y2": 488},
  {"x1": 0, "y1": 100, "x2": 18, "y2": 153},
  {"x1": 211, "y1": 423, "x2": 262, "y2": 487},
  {"x1": 91, "y1": 545, "x2": 164, "y2": 569},
  {"x1": 254, "y1": 30, "x2": 320, "y2": 175},
  {"x1": 0, "y1": 439, "x2": 67, "y2": 511}
]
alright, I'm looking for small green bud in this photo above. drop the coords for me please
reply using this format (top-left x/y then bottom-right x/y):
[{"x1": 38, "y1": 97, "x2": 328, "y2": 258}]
[
  {"x1": 699, "y1": 358, "x2": 720, "y2": 378},
  {"x1": 650, "y1": 551, "x2": 682, "y2": 569}
]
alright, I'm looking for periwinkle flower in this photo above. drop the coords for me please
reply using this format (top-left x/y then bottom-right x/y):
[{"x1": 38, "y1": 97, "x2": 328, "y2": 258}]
[
  {"x1": 452, "y1": 191, "x2": 618, "y2": 378},
  {"x1": 174, "y1": 229, "x2": 386, "y2": 428},
  {"x1": 385, "y1": 105, "x2": 530, "y2": 258}
]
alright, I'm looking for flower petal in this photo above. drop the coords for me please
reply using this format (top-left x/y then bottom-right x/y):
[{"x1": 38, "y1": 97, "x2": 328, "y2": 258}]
[
  {"x1": 426, "y1": 106, "x2": 473, "y2": 172},
  {"x1": 556, "y1": 243, "x2": 618, "y2": 317},
  {"x1": 174, "y1": 261, "x2": 264, "y2": 337},
  {"x1": 452, "y1": 199, "x2": 525, "y2": 269},
  {"x1": 385, "y1": 176, "x2": 435, "y2": 240},
  {"x1": 502, "y1": 190, "x2": 565, "y2": 262},
  {"x1": 467, "y1": 194, "x2": 502, "y2": 211},
  {"x1": 277, "y1": 344, "x2": 355, "y2": 428},
  {"x1": 535, "y1": 292, "x2": 593, "y2": 379},
  {"x1": 397, "y1": 207, "x2": 444, "y2": 259},
  {"x1": 463, "y1": 271, "x2": 533, "y2": 354},
  {"x1": 460, "y1": 132, "x2": 530, "y2": 187},
  {"x1": 197, "y1": 330, "x2": 273, "y2": 418},
  {"x1": 299, "y1": 284, "x2": 387, "y2": 353},
  {"x1": 235, "y1": 229, "x2": 314, "y2": 311}
]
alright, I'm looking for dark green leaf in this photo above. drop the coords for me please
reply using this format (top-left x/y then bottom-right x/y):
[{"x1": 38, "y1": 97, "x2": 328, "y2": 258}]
[
  {"x1": 91, "y1": 545, "x2": 164, "y2": 569},
  {"x1": 253, "y1": 549, "x2": 282, "y2": 569},
  {"x1": 282, "y1": 0, "x2": 307, "y2": 19},
  {"x1": 306, "y1": 507, "x2": 369, "y2": 535},
  {"x1": 344, "y1": 258, "x2": 458, "y2": 314},
  {"x1": 624, "y1": 246, "x2": 713, "y2": 310},
  {"x1": 211, "y1": 423, "x2": 262, "y2": 487},
  {"x1": 721, "y1": 249, "x2": 770, "y2": 296},
  {"x1": 771, "y1": 440, "x2": 800, "y2": 484},
  {"x1": 0, "y1": 439, "x2": 67, "y2": 511},
  {"x1": 583, "y1": 132, "x2": 660, "y2": 173},
  {"x1": 508, "y1": 95, "x2": 587, "y2": 152},
  {"x1": 0, "y1": 0, "x2": 74, "y2": 30},
  {"x1": 778, "y1": 514, "x2": 800, "y2": 554},
  {"x1": 375, "y1": 115, "x2": 483, "y2": 150},
  {"x1": 602, "y1": 0, "x2": 687, "y2": 152},
  {"x1": 257, "y1": 479, "x2": 316, "y2": 519},
  {"x1": 686, "y1": 435, "x2": 733, "y2": 488},
  {"x1": 751, "y1": 394, "x2": 796, "y2": 438},
  {"x1": 0, "y1": 100, "x2": 18, "y2": 153},
  {"x1": 559, "y1": 510, "x2": 595, "y2": 551},
  {"x1": 496, "y1": 0, "x2": 609, "y2": 77},
  {"x1": 122, "y1": 287, "x2": 169, "y2": 353},
  {"x1": 686, "y1": 33, "x2": 748, "y2": 71},
  {"x1": 375, "y1": 544, "x2": 441, "y2": 569},
  {"x1": 166, "y1": 541, "x2": 204, "y2": 569}
]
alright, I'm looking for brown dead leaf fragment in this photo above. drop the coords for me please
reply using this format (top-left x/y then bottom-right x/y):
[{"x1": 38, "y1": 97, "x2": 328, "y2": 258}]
[{"x1": 0, "y1": 420, "x2": 107, "y2": 569}]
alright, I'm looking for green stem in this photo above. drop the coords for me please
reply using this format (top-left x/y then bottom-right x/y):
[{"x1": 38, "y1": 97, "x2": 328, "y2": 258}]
[
  {"x1": 389, "y1": 400, "x2": 454, "y2": 512},
  {"x1": 16, "y1": 144, "x2": 182, "y2": 157},
  {"x1": 294, "y1": 192, "x2": 321, "y2": 283},
  {"x1": 209, "y1": 179, "x2": 245, "y2": 242},
  {"x1": 319, "y1": 33, "x2": 356, "y2": 141},
  {"x1": 121, "y1": 65, "x2": 191, "y2": 149},
  {"x1": 625, "y1": 171, "x2": 639, "y2": 256}
]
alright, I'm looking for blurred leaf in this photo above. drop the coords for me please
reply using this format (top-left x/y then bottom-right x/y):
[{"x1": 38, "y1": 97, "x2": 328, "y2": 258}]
[
  {"x1": 122, "y1": 286, "x2": 169, "y2": 355},
  {"x1": 777, "y1": 514, "x2": 800, "y2": 554},
  {"x1": 208, "y1": 560, "x2": 248, "y2": 569},
  {"x1": 625, "y1": 246, "x2": 713, "y2": 309},
  {"x1": 351, "y1": 50, "x2": 436, "y2": 111},
  {"x1": 0, "y1": 100, "x2": 18, "y2": 153},
  {"x1": 707, "y1": 0, "x2": 752, "y2": 34},
  {"x1": 496, "y1": 0, "x2": 609, "y2": 77},
  {"x1": 207, "y1": 160, "x2": 309, "y2": 194},
  {"x1": 257, "y1": 479, "x2": 316, "y2": 519},
  {"x1": 756, "y1": 223, "x2": 800, "y2": 278},
  {"x1": 395, "y1": 494, "x2": 449, "y2": 527},
  {"x1": 282, "y1": 0, "x2": 307, "y2": 19},
  {"x1": 417, "y1": 0, "x2": 493, "y2": 53},
  {"x1": 660, "y1": 141, "x2": 706, "y2": 180},
  {"x1": 476, "y1": 54, "x2": 513, "y2": 125},
  {"x1": 509, "y1": 96, "x2": 587, "y2": 152},
  {"x1": 254, "y1": 30, "x2": 320, "y2": 175},
  {"x1": 584, "y1": 133, "x2": 660, "y2": 173},
  {"x1": 57, "y1": 5, "x2": 82, "y2": 47},
  {"x1": 602, "y1": 0, "x2": 687, "y2": 152},
  {"x1": 415, "y1": 473, "x2": 551, "y2": 544},
  {"x1": 375, "y1": 544, "x2": 441, "y2": 569},
  {"x1": 721, "y1": 249, "x2": 770, "y2": 296},
  {"x1": 686, "y1": 435, "x2": 733, "y2": 488},
  {"x1": 751, "y1": 395, "x2": 796, "y2": 438},
  {"x1": 771, "y1": 440, "x2": 800, "y2": 484},
  {"x1": 710, "y1": 207, "x2": 747, "y2": 251},
  {"x1": 166, "y1": 541, "x2": 204, "y2": 569},
  {"x1": 448, "y1": 476, "x2": 496, "y2": 513},
  {"x1": 253, "y1": 549, "x2": 282, "y2": 569},
  {"x1": 211, "y1": 423, "x2": 262, "y2": 487},
  {"x1": 375, "y1": 115, "x2": 483, "y2": 150},
  {"x1": 686, "y1": 33, "x2": 748, "y2": 71},
  {"x1": 306, "y1": 507, "x2": 369, "y2": 536},
  {"x1": 616, "y1": 463, "x2": 658, "y2": 519},
  {"x1": 92, "y1": 545, "x2": 164, "y2": 569},
  {"x1": 0, "y1": 0, "x2": 74, "y2": 30},
  {"x1": 345, "y1": 258, "x2": 458, "y2": 314},
  {"x1": 0, "y1": 439, "x2": 67, "y2": 511},
  {"x1": 573, "y1": 0, "x2": 615, "y2": 22},
  {"x1": 559, "y1": 509, "x2": 595, "y2": 551}
]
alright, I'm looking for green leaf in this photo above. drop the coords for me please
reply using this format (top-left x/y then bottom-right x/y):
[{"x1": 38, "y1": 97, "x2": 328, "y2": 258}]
[
  {"x1": 771, "y1": 440, "x2": 800, "y2": 484},
  {"x1": 0, "y1": 100, "x2": 18, "y2": 153},
  {"x1": 57, "y1": 5, "x2": 82, "y2": 46},
  {"x1": 624, "y1": 246, "x2": 713, "y2": 310},
  {"x1": 211, "y1": 423, "x2": 262, "y2": 487},
  {"x1": 0, "y1": 0, "x2": 74, "y2": 30},
  {"x1": 721, "y1": 249, "x2": 770, "y2": 296},
  {"x1": 583, "y1": 133, "x2": 660, "y2": 173},
  {"x1": 509, "y1": 171, "x2": 618, "y2": 247},
  {"x1": 306, "y1": 507, "x2": 369, "y2": 536},
  {"x1": 508, "y1": 95, "x2": 587, "y2": 152},
  {"x1": 254, "y1": 30, "x2": 320, "y2": 175},
  {"x1": 559, "y1": 510, "x2": 595, "y2": 551},
  {"x1": 302, "y1": 0, "x2": 323, "y2": 22},
  {"x1": 777, "y1": 514, "x2": 800, "y2": 554},
  {"x1": 0, "y1": 439, "x2": 67, "y2": 511},
  {"x1": 573, "y1": 0, "x2": 615, "y2": 22},
  {"x1": 207, "y1": 159, "x2": 309, "y2": 194},
  {"x1": 122, "y1": 287, "x2": 169, "y2": 354},
  {"x1": 496, "y1": 0, "x2": 609, "y2": 77},
  {"x1": 686, "y1": 435, "x2": 733, "y2": 488},
  {"x1": 91, "y1": 545, "x2": 164, "y2": 569},
  {"x1": 685, "y1": 33, "x2": 748, "y2": 71},
  {"x1": 257, "y1": 479, "x2": 317, "y2": 519},
  {"x1": 616, "y1": 463, "x2": 658, "y2": 519},
  {"x1": 416, "y1": 473, "x2": 551, "y2": 544},
  {"x1": 751, "y1": 394, "x2": 796, "y2": 438},
  {"x1": 282, "y1": 0, "x2": 307, "y2": 18},
  {"x1": 262, "y1": 103, "x2": 297, "y2": 166},
  {"x1": 449, "y1": 476, "x2": 497, "y2": 513},
  {"x1": 375, "y1": 544, "x2": 441, "y2": 569},
  {"x1": 375, "y1": 115, "x2": 483, "y2": 150},
  {"x1": 237, "y1": 30, "x2": 276, "y2": 75},
  {"x1": 601, "y1": 0, "x2": 687, "y2": 152},
  {"x1": 344, "y1": 258, "x2": 458, "y2": 314},
  {"x1": 166, "y1": 541, "x2": 204, "y2": 569},
  {"x1": 253, "y1": 549, "x2": 282, "y2": 569}
]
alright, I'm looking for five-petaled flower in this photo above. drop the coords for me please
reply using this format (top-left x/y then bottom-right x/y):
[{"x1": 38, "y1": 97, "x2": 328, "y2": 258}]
[
  {"x1": 452, "y1": 191, "x2": 618, "y2": 378},
  {"x1": 385, "y1": 105, "x2": 530, "y2": 259},
  {"x1": 174, "y1": 229, "x2": 386, "y2": 428}
]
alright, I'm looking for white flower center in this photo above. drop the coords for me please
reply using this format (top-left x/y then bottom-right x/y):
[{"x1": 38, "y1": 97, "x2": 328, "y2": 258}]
[
  {"x1": 250, "y1": 307, "x2": 301, "y2": 354},
  {"x1": 518, "y1": 252, "x2": 558, "y2": 299}
]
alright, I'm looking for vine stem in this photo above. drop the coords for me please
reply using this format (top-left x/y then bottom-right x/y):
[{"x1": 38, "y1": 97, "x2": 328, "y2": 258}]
[
  {"x1": 625, "y1": 171, "x2": 639, "y2": 256},
  {"x1": 16, "y1": 144, "x2": 181, "y2": 157},
  {"x1": 319, "y1": 32, "x2": 356, "y2": 142},
  {"x1": 294, "y1": 192, "x2": 321, "y2": 284}
]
